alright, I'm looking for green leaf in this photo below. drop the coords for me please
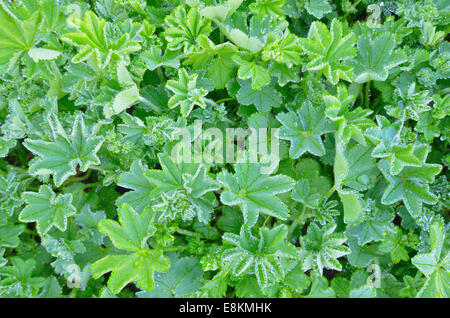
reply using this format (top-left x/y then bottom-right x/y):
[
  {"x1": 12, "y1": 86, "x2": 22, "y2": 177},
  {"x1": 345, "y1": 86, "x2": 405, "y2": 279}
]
[
  {"x1": 271, "y1": 62, "x2": 300, "y2": 86},
  {"x1": 0, "y1": 223, "x2": 24, "y2": 248},
  {"x1": 305, "y1": 0, "x2": 332, "y2": 19},
  {"x1": 300, "y1": 222, "x2": 350, "y2": 274},
  {"x1": 38, "y1": 277, "x2": 62, "y2": 298},
  {"x1": 385, "y1": 74, "x2": 433, "y2": 121},
  {"x1": 262, "y1": 30, "x2": 302, "y2": 67},
  {"x1": 145, "y1": 154, "x2": 220, "y2": 224},
  {"x1": 186, "y1": 35, "x2": 238, "y2": 89},
  {"x1": 331, "y1": 276, "x2": 350, "y2": 298},
  {"x1": 305, "y1": 272, "x2": 335, "y2": 297},
  {"x1": 117, "y1": 159, "x2": 154, "y2": 213},
  {"x1": 346, "y1": 236, "x2": 378, "y2": 268},
  {"x1": 217, "y1": 160, "x2": 294, "y2": 226},
  {"x1": 200, "y1": 0, "x2": 243, "y2": 21},
  {"x1": 299, "y1": 19, "x2": 356, "y2": 85},
  {"x1": 222, "y1": 224, "x2": 299, "y2": 288},
  {"x1": 217, "y1": 206, "x2": 244, "y2": 233},
  {"x1": 338, "y1": 191, "x2": 362, "y2": 225},
  {"x1": 166, "y1": 68, "x2": 210, "y2": 117},
  {"x1": 62, "y1": 11, "x2": 141, "y2": 68},
  {"x1": 0, "y1": 137, "x2": 16, "y2": 158},
  {"x1": 350, "y1": 32, "x2": 407, "y2": 83},
  {"x1": 378, "y1": 226, "x2": 410, "y2": 263},
  {"x1": 347, "y1": 206, "x2": 394, "y2": 246},
  {"x1": 283, "y1": 263, "x2": 310, "y2": 293},
  {"x1": 236, "y1": 79, "x2": 282, "y2": 112},
  {"x1": 235, "y1": 276, "x2": 265, "y2": 297},
  {"x1": 0, "y1": 169, "x2": 28, "y2": 216},
  {"x1": 290, "y1": 158, "x2": 331, "y2": 209},
  {"x1": 20, "y1": 185, "x2": 76, "y2": 236},
  {"x1": 23, "y1": 115, "x2": 104, "y2": 187},
  {"x1": 0, "y1": 248, "x2": 6, "y2": 268},
  {"x1": 249, "y1": 0, "x2": 286, "y2": 18},
  {"x1": 28, "y1": 48, "x2": 61, "y2": 62},
  {"x1": 141, "y1": 46, "x2": 180, "y2": 71},
  {"x1": 75, "y1": 205, "x2": 106, "y2": 245},
  {"x1": 90, "y1": 204, "x2": 170, "y2": 294},
  {"x1": 412, "y1": 222, "x2": 450, "y2": 298},
  {"x1": 0, "y1": 1, "x2": 41, "y2": 65},
  {"x1": 378, "y1": 145, "x2": 442, "y2": 219},
  {"x1": 164, "y1": 6, "x2": 212, "y2": 53},
  {"x1": 233, "y1": 55, "x2": 271, "y2": 90},
  {"x1": 365, "y1": 115, "x2": 422, "y2": 175},
  {"x1": 200, "y1": 270, "x2": 228, "y2": 297},
  {"x1": 277, "y1": 101, "x2": 335, "y2": 158},
  {"x1": 349, "y1": 284, "x2": 376, "y2": 298},
  {"x1": 0, "y1": 257, "x2": 46, "y2": 297},
  {"x1": 334, "y1": 142, "x2": 379, "y2": 193},
  {"x1": 214, "y1": 14, "x2": 276, "y2": 54},
  {"x1": 112, "y1": 85, "x2": 140, "y2": 115},
  {"x1": 137, "y1": 253, "x2": 203, "y2": 298},
  {"x1": 323, "y1": 85, "x2": 373, "y2": 145}
]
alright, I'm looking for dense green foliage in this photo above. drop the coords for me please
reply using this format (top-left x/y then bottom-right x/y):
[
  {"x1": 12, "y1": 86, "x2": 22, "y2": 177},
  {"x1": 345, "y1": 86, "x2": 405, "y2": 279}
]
[{"x1": 0, "y1": 0, "x2": 449, "y2": 298}]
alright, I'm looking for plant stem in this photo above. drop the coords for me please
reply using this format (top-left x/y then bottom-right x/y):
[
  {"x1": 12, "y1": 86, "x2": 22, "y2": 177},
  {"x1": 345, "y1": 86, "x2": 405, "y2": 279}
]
[
  {"x1": 343, "y1": 0, "x2": 362, "y2": 20},
  {"x1": 359, "y1": 83, "x2": 364, "y2": 107},
  {"x1": 23, "y1": 228, "x2": 35, "y2": 236},
  {"x1": 216, "y1": 97, "x2": 234, "y2": 104},
  {"x1": 373, "y1": 95, "x2": 383, "y2": 114},
  {"x1": 325, "y1": 185, "x2": 336, "y2": 200},
  {"x1": 262, "y1": 215, "x2": 271, "y2": 227},
  {"x1": 365, "y1": 81, "x2": 371, "y2": 108},
  {"x1": 65, "y1": 170, "x2": 92, "y2": 185},
  {"x1": 74, "y1": 181, "x2": 103, "y2": 192},
  {"x1": 288, "y1": 205, "x2": 306, "y2": 240},
  {"x1": 164, "y1": 246, "x2": 188, "y2": 252},
  {"x1": 176, "y1": 228, "x2": 203, "y2": 239},
  {"x1": 157, "y1": 67, "x2": 165, "y2": 83}
]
